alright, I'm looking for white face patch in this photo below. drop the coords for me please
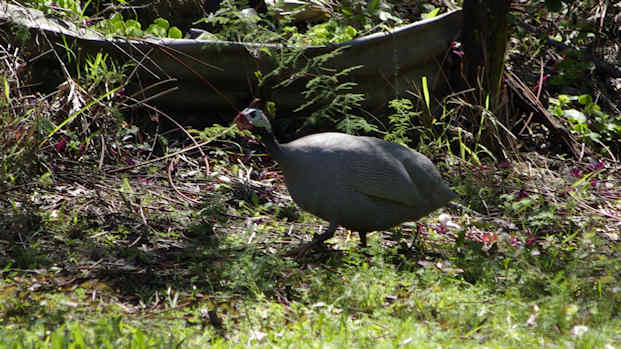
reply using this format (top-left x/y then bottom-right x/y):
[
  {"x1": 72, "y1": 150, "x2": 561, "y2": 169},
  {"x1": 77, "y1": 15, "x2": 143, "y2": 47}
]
[{"x1": 242, "y1": 108, "x2": 272, "y2": 133}]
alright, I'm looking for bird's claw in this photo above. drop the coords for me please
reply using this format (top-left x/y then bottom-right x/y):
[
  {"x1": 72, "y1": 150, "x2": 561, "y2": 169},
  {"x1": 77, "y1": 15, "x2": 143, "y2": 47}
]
[{"x1": 284, "y1": 240, "x2": 328, "y2": 258}]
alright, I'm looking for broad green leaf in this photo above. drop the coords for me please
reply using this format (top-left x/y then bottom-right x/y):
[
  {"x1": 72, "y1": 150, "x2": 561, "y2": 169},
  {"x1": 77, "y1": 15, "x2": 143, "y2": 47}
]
[
  {"x1": 367, "y1": 0, "x2": 380, "y2": 11},
  {"x1": 125, "y1": 19, "x2": 141, "y2": 30},
  {"x1": 154, "y1": 17, "x2": 170, "y2": 30},
  {"x1": 125, "y1": 19, "x2": 142, "y2": 36},
  {"x1": 578, "y1": 94, "x2": 592, "y2": 106},
  {"x1": 110, "y1": 12, "x2": 123, "y2": 22},
  {"x1": 168, "y1": 27, "x2": 182, "y2": 38},
  {"x1": 146, "y1": 23, "x2": 167, "y2": 37},
  {"x1": 422, "y1": 8, "x2": 440, "y2": 19},
  {"x1": 564, "y1": 109, "x2": 586, "y2": 123}
]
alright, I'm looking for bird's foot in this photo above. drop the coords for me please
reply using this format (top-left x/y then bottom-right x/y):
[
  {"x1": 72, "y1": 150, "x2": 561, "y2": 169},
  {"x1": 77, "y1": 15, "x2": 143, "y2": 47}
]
[{"x1": 284, "y1": 240, "x2": 329, "y2": 258}]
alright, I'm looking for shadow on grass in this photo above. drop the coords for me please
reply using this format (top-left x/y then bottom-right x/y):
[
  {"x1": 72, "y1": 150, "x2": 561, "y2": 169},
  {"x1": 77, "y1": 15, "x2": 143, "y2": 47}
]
[{"x1": 0, "y1": 208, "x2": 355, "y2": 310}]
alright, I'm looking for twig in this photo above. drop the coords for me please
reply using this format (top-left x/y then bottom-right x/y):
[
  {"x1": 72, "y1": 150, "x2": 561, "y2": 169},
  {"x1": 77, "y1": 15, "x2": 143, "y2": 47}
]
[
  {"x1": 505, "y1": 70, "x2": 582, "y2": 159},
  {"x1": 137, "y1": 39, "x2": 240, "y2": 113},
  {"x1": 518, "y1": 58, "x2": 545, "y2": 136},
  {"x1": 106, "y1": 124, "x2": 236, "y2": 174},
  {"x1": 98, "y1": 133, "x2": 105, "y2": 170},
  {"x1": 516, "y1": 19, "x2": 621, "y2": 78},
  {"x1": 129, "y1": 97, "x2": 211, "y2": 176},
  {"x1": 167, "y1": 158, "x2": 200, "y2": 205}
]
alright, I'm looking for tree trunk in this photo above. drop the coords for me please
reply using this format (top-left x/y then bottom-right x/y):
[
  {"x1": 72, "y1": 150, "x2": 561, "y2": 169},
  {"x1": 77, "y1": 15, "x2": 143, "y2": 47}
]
[
  {"x1": 462, "y1": 0, "x2": 511, "y2": 104},
  {"x1": 460, "y1": 0, "x2": 513, "y2": 156}
]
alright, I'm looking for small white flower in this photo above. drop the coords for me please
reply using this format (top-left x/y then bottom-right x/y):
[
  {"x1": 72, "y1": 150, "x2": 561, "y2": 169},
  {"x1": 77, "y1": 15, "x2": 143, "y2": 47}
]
[
  {"x1": 525, "y1": 304, "x2": 539, "y2": 327},
  {"x1": 438, "y1": 214, "x2": 460, "y2": 229},
  {"x1": 400, "y1": 338, "x2": 413, "y2": 345},
  {"x1": 570, "y1": 325, "x2": 588, "y2": 337},
  {"x1": 249, "y1": 330, "x2": 267, "y2": 342}
]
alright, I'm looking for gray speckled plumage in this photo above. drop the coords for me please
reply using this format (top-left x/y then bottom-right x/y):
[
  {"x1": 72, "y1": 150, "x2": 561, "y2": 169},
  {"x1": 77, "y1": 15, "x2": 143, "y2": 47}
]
[{"x1": 235, "y1": 108, "x2": 456, "y2": 254}]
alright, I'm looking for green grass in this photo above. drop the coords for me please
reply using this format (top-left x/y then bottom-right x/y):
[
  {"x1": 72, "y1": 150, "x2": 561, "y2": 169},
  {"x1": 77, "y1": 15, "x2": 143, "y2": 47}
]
[
  {"x1": 1, "y1": 215, "x2": 620, "y2": 348},
  {"x1": 0, "y1": 143, "x2": 619, "y2": 347}
]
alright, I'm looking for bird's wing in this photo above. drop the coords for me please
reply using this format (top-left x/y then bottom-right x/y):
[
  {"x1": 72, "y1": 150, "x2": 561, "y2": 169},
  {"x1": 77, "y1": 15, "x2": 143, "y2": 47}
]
[
  {"x1": 344, "y1": 145, "x2": 423, "y2": 208},
  {"x1": 284, "y1": 133, "x2": 454, "y2": 210}
]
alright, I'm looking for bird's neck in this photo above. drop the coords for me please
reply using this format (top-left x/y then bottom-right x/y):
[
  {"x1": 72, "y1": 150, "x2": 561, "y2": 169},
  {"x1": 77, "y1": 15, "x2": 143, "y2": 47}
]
[{"x1": 258, "y1": 129, "x2": 283, "y2": 161}]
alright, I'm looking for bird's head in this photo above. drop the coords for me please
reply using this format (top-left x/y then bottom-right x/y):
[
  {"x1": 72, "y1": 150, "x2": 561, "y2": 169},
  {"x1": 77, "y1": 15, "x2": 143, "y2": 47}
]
[{"x1": 234, "y1": 108, "x2": 272, "y2": 134}]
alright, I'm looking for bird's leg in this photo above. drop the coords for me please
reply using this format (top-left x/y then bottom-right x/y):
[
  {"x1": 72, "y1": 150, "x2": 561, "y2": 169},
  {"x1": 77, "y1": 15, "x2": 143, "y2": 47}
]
[
  {"x1": 358, "y1": 231, "x2": 367, "y2": 248},
  {"x1": 285, "y1": 222, "x2": 337, "y2": 257},
  {"x1": 311, "y1": 221, "x2": 337, "y2": 245}
]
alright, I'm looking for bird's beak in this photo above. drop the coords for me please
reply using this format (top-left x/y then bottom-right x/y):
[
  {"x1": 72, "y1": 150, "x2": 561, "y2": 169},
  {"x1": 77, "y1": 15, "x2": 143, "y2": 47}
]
[{"x1": 234, "y1": 112, "x2": 252, "y2": 130}]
